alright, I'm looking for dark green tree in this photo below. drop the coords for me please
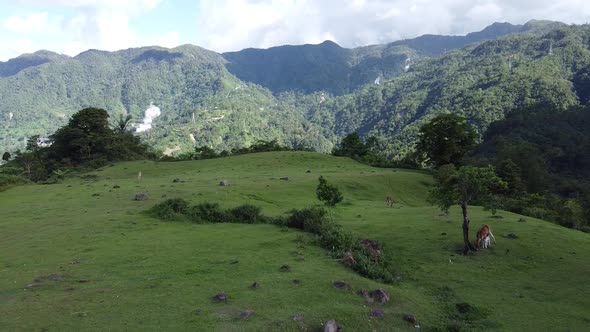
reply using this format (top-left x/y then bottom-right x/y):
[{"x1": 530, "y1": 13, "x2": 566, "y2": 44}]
[
  {"x1": 429, "y1": 165, "x2": 506, "y2": 254},
  {"x1": 194, "y1": 146, "x2": 217, "y2": 159},
  {"x1": 2, "y1": 152, "x2": 10, "y2": 161},
  {"x1": 50, "y1": 107, "x2": 112, "y2": 163},
  {"x1": 333, "y1": 133, "x2": 367, "y2": 158},
  {"x1": 113, "y1": 113, "x2": 134, "y2": 134},
  {"x1": 416, "y1": 114, "x2": 477, "y2": 168},
  {"x1": 316, "y1": 176, "x2": 343, "y2": 207}
]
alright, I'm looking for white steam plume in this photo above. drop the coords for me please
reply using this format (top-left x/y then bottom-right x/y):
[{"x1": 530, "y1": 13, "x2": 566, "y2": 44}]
[{"x1": 136, "y1": 103, "x2": 161, "y2": 133}]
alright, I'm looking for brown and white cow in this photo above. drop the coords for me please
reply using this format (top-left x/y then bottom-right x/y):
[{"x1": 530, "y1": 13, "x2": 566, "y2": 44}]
[{"x1": 475, "y1": 224, "x2": 496, "y2": 249}]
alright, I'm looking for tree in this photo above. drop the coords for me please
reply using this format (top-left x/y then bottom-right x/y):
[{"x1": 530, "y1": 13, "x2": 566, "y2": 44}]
[
  {"x1": 333, "y1": 133, "x2": 368, "y2": 158},
  {"x1": 113, "y1": 113, "x2": 133, "y2": 134},
  {"x1": 416, "y1": 114, "x2": 477, "y2": 168},
  {"x1": 2, "y1": 152, "x2": 10, "y2": 161},
  {"x1": 429, "y1": 165, "x2": 506, "y2": 254},
  {"x1": 316, "y1": 176, "x2": 343, "y2": 207}
]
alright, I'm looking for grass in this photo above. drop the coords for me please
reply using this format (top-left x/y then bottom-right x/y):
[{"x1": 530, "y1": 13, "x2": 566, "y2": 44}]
[{"x1": 1, "y1": 151, "x2": 589, "y2": 331}]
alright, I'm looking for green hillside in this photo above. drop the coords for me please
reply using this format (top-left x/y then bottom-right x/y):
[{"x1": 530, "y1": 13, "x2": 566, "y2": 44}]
[
  {"x1": 1, "y1": 22, "x2": 589, "y2": 159},
  {"x1": 1, "y1": 152, "x2": 588, "y2": 331}
]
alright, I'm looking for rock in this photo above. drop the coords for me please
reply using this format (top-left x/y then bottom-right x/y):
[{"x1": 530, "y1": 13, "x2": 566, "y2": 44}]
[
  {"x1": 518, "y1": 217, "x2": 527, "y2": 222},
  {"x1": 342, "y1": 251, "x2": 356, "y2": 266},
  {"x1": 361, "y1": 239, "x2": 382, "y2": 261},
  {"x1": 249, "y1": 282, "x2": 260, "y2": 289},
  {"x1": 239, "y1": 310, "x2": 255, "y2": 319},
  {"x1": 506, "y1": 233, "x2": 519, "y2": 239},
  {"x1": 403, "y1": 314, "x2": 417, "y2": 325},
  {"x1": 212, "y1": 292, "x2": 228, "y2": 302},
  {"x1": 370, "y1": 309, "x2": 385, "y2": 318},
  {"x1": 324, "y1": 319, "x2": 341, "y2": 332},
  {"x1": 229, "y1": 260, "x2": 239, "y2": 265},
  {"x1": 279, "y1": 265, "x2": 291, "y2": 272},
  {"x1": 219, "y1": 180, "x2": 230, "y2": 186},
  {"x1": 333, "y1": 281, "x2": 351, "y2": 289},
  {"x1": 292, "y1": 314, "x2": 304, "y2": 321},
  {"x1": 112, "y1": 185, "x2": 120, "y2": 189},
  {"x1": 370, "y1": 289, "x2": 390, "y2": 303},
  {"x1": 77, "y1": 279, "x2": 91, "y2": 283},
  {"x1": 359, "y1": 289, "x2": 373, "y2": 303},
  {"x1": 306, "y1": 170, "x2": 311, "y2": 173},
  {"x1": 134, "y1": 193, "x2": 148, "y2": 201},
  {"x1": 280, "y1": 177, "x2": 289, "y2": 181},
  {"x1": 173, "y1": 178, "x2": 181, "y2": 183},
  {"x1": 91, "y1": 193, "x2": 100, "y2": 197},
  {"x1": 292, "y1": 279, "x2": 301, "y2": 285},
  {"x1": 71, "y1": 259, "x2": 80, "y2": 264}
]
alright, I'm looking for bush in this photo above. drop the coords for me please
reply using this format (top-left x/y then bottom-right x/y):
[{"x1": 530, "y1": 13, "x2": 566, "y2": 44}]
[
  {"x1": 229, "y1": 204, "x2": 264, "y2": 224},
  {"x1": 149, "y1": 198, "x2": 190, "y2": 220},
  {"x1": 286, "y1": 207, "x2": 327, "y2": 233},
  {"x1": 188, "y1": 202, "x2": 228, "y2": 223},
  {"x1": 0, "y1": 173, "x2": 28, "y2": 189}
]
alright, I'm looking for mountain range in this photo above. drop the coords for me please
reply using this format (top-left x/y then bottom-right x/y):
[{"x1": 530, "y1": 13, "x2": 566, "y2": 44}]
[{"x1": 1, "y1": 19, "x2": 588, "y2": 156}]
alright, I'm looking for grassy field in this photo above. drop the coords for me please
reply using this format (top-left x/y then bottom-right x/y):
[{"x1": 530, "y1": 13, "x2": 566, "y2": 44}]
[{"x1": 1, "y1": 151, "x2": 589, "y2": 331}]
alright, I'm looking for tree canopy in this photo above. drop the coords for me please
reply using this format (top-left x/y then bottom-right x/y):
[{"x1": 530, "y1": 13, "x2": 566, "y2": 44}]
[{"x1": 416, "y1": 114, "x2": 477, "y2": 168}]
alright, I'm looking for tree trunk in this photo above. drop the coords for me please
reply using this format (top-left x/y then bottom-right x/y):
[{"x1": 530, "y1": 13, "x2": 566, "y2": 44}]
[{"x1": 461, "y1": 203, "x2": 476, "y2": 254}]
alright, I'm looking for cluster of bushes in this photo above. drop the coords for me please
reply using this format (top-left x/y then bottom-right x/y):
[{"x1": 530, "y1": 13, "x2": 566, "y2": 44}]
[
  {"x1": 160, "y1": 139, "x2": 313, "y2": 162},
  {"x1": 148, "y1": 199, "x2": 395, "y2": 283}
]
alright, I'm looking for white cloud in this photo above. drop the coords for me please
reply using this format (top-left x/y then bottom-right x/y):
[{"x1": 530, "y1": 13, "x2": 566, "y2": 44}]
[{"x1": 3, "y1": 12, "x2": 50, "y2": 33}]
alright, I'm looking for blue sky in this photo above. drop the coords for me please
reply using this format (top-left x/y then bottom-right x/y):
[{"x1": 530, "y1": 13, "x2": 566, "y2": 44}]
[{"x1": 1, "y1": 0, "x2": 589, "y2": 61}]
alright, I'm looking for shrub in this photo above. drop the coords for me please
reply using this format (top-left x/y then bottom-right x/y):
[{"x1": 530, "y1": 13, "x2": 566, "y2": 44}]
[
  {"x1": 0, "y1": 173, "x2": 28, "y2": 189},
  {"x1": 229, "y1": 204, "x2": 263, "y2": 224},
  {"x1": 188, "y1": 202, "x2": 228, "y2": 223},
  {"x1": 316, "y1": 176, "x2": 343, "y2": 206},
  {"x1": 149, "y1": 198, "x2": 190, "y2": 220},
  {"x1": 286, "y1": 207, "x2": 327, "y2": 233}
]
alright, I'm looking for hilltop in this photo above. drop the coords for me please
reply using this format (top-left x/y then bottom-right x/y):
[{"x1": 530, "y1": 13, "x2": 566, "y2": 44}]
[{"x1": 0, "y1": 152, "x2": 588, "y2": 330}]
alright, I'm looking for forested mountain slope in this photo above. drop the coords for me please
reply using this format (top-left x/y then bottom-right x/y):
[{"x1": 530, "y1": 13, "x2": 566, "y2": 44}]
[
  {"x1": 223, "y1": 20, "x2": 564, "y2": 95},
  {"x1": 1, "y1": 21, "x2": 589, "y2": 158}
]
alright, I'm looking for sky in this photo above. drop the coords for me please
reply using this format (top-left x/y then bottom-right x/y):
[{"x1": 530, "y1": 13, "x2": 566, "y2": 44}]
[{"x1": 1, "y1": 0, "x2": 589, "y2": 61}]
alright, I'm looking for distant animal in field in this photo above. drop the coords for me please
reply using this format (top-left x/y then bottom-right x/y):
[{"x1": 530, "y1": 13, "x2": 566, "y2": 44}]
[
  {"x1": 475, "y1": 224, "x2": 496, "y2": 249},
  {"x1": 386, "y1": 196, "x2": 393, "y2": 207}
]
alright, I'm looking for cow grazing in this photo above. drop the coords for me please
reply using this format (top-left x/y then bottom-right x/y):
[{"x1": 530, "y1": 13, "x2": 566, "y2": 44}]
[{"x1": 475, "y1": 224, "x2": 496, "y2": 249}]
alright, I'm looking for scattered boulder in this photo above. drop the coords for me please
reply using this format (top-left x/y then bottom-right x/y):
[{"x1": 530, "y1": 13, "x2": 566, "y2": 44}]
[
  {"x1": 239, "y1": 310, "x2": 255, "y2": 319},
  {"x1": 292, "y1": 279, "x2": 301, "y2": 285},
  {"x1": 518, "y1": 217, "x2": 527, "y2": 222},
  {"x1": 279, "y1": 265, "x2": 291, "y2": 272},
  {"x1": 280, "y1": 177, "x2": 289, "y2": 181},
  {"x1": 249, "y1": 282, "x2": 260, "y2": 289},
  {"x1": 359, "y1": 289, "x2": 373, "y2": 303},
  {"x1": 77, "y1": 279, "x2": 91, "y2": 283},
  {"x1": 506, "y1": 233, "x2": 519, "y2": 239},
  {"x1": 333, "y1": 281, "x2": 351, "y2": 290},
  {"x1": 219, "y1": 180, "x2": 230, "y2": 186},
  {"x1": 292, "y1": 314, "x2": 304, "y2": 321},
  {"x1": 324, "y1": 319, "x2": 342, "y2": 332},
  {"x1": 370, "y1": 289, "x2": 390, "y2": 303},
  {"x1": 71, "y1": 259, "x2": 80, "y2": 265},
  {"x1": 112, "y1": 185, "x2": 120, "y2": 189},
  {"x1": 229, "y1": 260, "x2": 239, "y2": 265},
  {"x1": 212, "y1": 292, "x2": 228, "y2": 302},
  {"x1": 342, "y1": 251, "x2": 357, "y2": 266},
  {"x1": 172, "y1": 178, "x2": 181, "y2": 183},
  {"x1": 360, "y1": 239, "x2": 382, "y2": 261},
  {"x1": 134, "y1": 193, "x2": 148, "y2": 201},
  {"x1": 370, "y1": 309, "x2": 385, "y2": 318},
  {"x1": 403, "y1": 314, "x2": 417, "y2": 325}
]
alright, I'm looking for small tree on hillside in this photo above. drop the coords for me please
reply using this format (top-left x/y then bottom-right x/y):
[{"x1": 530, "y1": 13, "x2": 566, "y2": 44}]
[
  {"x1": 429, "y1": 164, "x2": 506, "y2": 254},
  {"x1": 416, "y1": 113, "x2": 477, "y2": 168},
  {"x1": 316, "y1": 176, "x2": 343, "y2": 207},
  {"x1": 2, "y1": 152, "x2": 10, "y2": 161}
]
